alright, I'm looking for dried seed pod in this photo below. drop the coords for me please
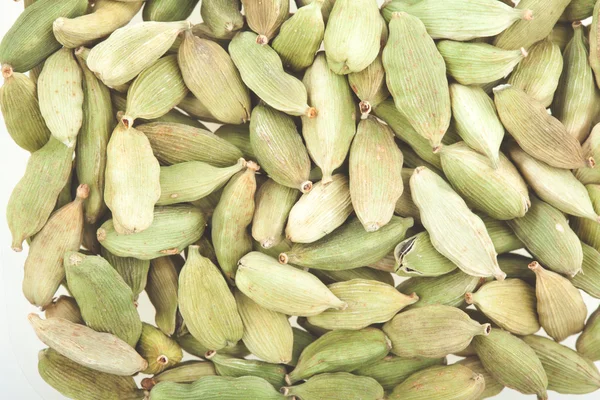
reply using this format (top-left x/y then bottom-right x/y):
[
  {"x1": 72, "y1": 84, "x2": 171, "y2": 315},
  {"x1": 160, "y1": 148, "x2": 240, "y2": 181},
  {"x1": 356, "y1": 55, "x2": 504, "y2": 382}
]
[
  {"x1": 149, "y1": 376, "x2": 285, "y2": 400},
  {"x1": 394, "y1": 168, "x2": 421, "y2": 222},
  {"x1": 457, "y1": 357, "x2": 505, "y2": 399},
  {"x1": 296, "y1": 0, "x2": 335, "y2": 20},
  {"x1": 577, "y1": 307, "x2": 600, "y2": 361},
  {"x1": 44, "y1": 296, "x2": 83, "y2": 324},
  {"x1": 289, "y1": 328, "x2": 316, "y2": 367},
  {"x1": 136, "y1": 323, "x2": 182, "y2": 375},
  {"x1": 176, "y1": 333, "x2": 250, "y2": 360},
  {"x1": 100, "y1": 248, "x2": 150, "y2": 300},
  {"x1": 142, "y1": 0, "x2": 199, "y2": 21},
  {"x1": 296, "y1": 317, "x2": 330, "y2": 338},
  {"x1": 214, "y1": 124, "x2": 255, "y2": 161},
  {"x1": 176, "y1": 93, "x2": 219, "y2": 123},
  {"x1": 570, "y1": 242, "x2": 600, "y2": 298},
  {"x1": 142, "y1": 361, "x2": 216, "y2": 389},
  {"x1": 200, "y1": 0, "x2": 244, "y2": 39},
  {"x1": 394, "y1": 231, "x2": 458, "y2": 277},
  {"x1": 147, "y1": 255, "x2": 183, "y2": 336},
  {"x1": 348, "y1": 54, "x2": 389, "y2": 118},
  {"x1": 480, "y1": 213, "x2": 523, "y2": 253},
  {"x1": 311, "y1": 268, "x2": 394, "y2": 286},
  {"x1": 205, "y1": 351, "x2": 286, "y2": 388},
  {"x1": 576, "y1": 125, "x2": 600, "y2": 184},
  {"x1": 281, "y1": 372, "x2": 384, "y2": 400},
  {"x1": 591, "y1": 0, "x2": 600, "y2": 87},
  {"x1": 242, "y1": 0, "x2": 289, "y2": 43},
  {"x1": 562, "y1": 0, "x2": 595, "y2": 20}
]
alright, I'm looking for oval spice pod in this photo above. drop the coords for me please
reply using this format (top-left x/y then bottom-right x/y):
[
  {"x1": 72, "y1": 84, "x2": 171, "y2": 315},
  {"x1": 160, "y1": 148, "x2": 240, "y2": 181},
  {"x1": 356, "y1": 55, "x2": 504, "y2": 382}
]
[
  {"x1": 307, "y1": 279, "x2": 419, "y2": 331},
  {"x1": 280, "y1": 216, "x2": 414, "y2": 271},
  {"x1": 214, "y1": 124, "x2": 255, "y2": 161},
  {"x1": 323, "y1": 0, "x2": 381, "y2": 74},
  {"x1": 465, "y1": 279, "x2": 540, "y2": 335},
  {"x1": 576, "y1": 124, "x2": 600, "y2": 184},
  {"x1": 229, "y1": 31, "x2": 315, "y2": 117},
  {"x1": 143, "y1": 0, "x2": 199, "y2": 21},
  {"x1": 349, "y1": 117, "x2": 404, "y2": 232},
  {"x1": 249, "y1": 104, "x2": 313, "y2": 192},
  {"x1": 507, "y1": 37, "x2": 563, "y2": 108},
  {"x1": 149, "y1": 376, "x2": 285, "y2": 400},
  {"x1": 236, "y1": 252, "x2": 347, "y2": 316},
  {"x1": 179, "y1": 31, "x2": 250, "y2": 125},
  {"x1": 311, "y1": 267, "x2": 394, "y2": 286},
  {"x1": 449, "y1": 84, "x2": 504, "y2": 168},
  {"x1": 552, "y1": 22, "x2": 597, "y2": 143},
  {"x1": 53, "y1": 0, "x2": 143, "y2": 49},
  {"x1": 7, "y1": 137, "x2": 74, "y2": 251},
  {"x1": 211, "y1": 162, "x2": 259, "y2": 281},
  {"x1": 100, "y1": 248, "x2": 150, "y2": 300},
  {"x1": 591, "y1": 0, "x2": 600, "y2": 87},
  {"x1": 176, "y1": 93, "x2": 219, "y2": 123},
  {"x1": 38, "y1": 47, "x2": 83, "y2": 147},
  {"x1": 496, "y1": 253, "x2": 536, "y2": 285},
  {"x1": 74, "y1": 47, "x2": 113, "y2": 225},
  {"x1": 289, "y1": 328, "x2": 316, "y2": 367},
  {"x1": 271, "y1": 0, "x2": 324, "y2": 72},
  {"x1": 22, "y1": 184, "x2": 88, "y2": 307},
  {"x1": 528, "y1": 261, "x2": 587, "y2": 342},
  {"x1": 348, "y1": 54, "x2": 390, "y2": 118},
  {"x1": 29, "y1": 314, "x2": 147, "y2": 376},
  {"x1": 394, "y1": 168, "x2": 421, "y2": 222},
  {"x1": 394, "y1": 231, "x2": 458, "y2": 277},
  {"x1": 286, "y1": 328, "x2": 391, "y2": 384},
  {"x1": 296, "y1": 0, "x2": 335, "y2": 20},
  {"x1": 0, "y1": 66, "x2": 51, "y2": 152},
  {"x1": 205, "y1": 351, "x2": 287, "y2": 388},
  {"x1": 97, "y1": 205, "x2": 206, "y2": 260},
  {"x1": 508, "y1": 196, "x2": 583, "y2": 277},
  {"x1": 440, "y1": 143, "x2": 530, "y2": 220},
  {"x1": 493, "y1": 84, "x2": 591, "y2": 169},
  {"x1": 44, "y1": 296, "x2": 83, "y2": 324},
  {"x1": 178, "y1": 245, "x2": 244, "y2": 351},
  {"x1": 64, "y1": 251, "x2": 142, "y2": 347},
  {"x1": 104, "y1": 119, "x2": 161, "y2": 235},
  {"x1": 572, "y1": 184, "x2": 600, "y2": 251},
  {"x1": 383, "y1": 12, "x2": 450, "y2": 152},
  {"x1": 562, "y1": 0, "x2": 595, "y2": 20},
  {"x1": 387, "y1": 364, "x2": 485, "y2": 400},
  {"x1": 480, "y1": 213, "x2": 524, "y2": 254},
  {"x1": 176, "y1": 332, "x2": 251, "y2": 360},
  {"x1": 242, "y1": 0, "x2": 289, "y2": 44},
  {"x1": 410, "y1": 167, "x2": 506, "y2": 280},
  {"x1": 147, "y1": 255, "x2": 183, "y2": 336},
  {"x1": 302, "y1": 53, "x2": 356, "y2": 184},
  {"x1": 281, "y1": 372, "x2": 384, "y2": 400},
  {"x1": 571, "y1": 242, "x2": 600, "y2": 298},
  {"x1": 200, "y1": 0, "x2": 244, "y2": 39},
  {"x1": 38, "y1": 349, "x2": 144, "y2": 400},
  {"x1": 508, "y1": 142, "x2": 600, "y2": 221},
  {"x1": 577, "y1": 307, "x2": 600, "y2": 361},
  {"x1": 234, "y1": 289, "x2": 293, "y2": 364},
  {"x1": 0, "y1": 0, "x2": 88, "y2": 72},
  {"x1": 296, "y1": 317, "x2": 330, "y2": 338},
  {"x1": 458, "y1": 357, "x2": 505, "y2": 399},
  {"x1": 141, "y1": 361, "x2": 216, "y2": 389},
  {"x1": 136, "y1": 323, "x2": 182, "y2": 375},
  {"x1": 382, "y1": 305, "x2": 491, "y2": 359},
  {"x1": 87, "y1": 20, "x2": 190, "y2": 88},
  {"x1": 285, "y1": 175, "x2": 353, "y2": 244}
]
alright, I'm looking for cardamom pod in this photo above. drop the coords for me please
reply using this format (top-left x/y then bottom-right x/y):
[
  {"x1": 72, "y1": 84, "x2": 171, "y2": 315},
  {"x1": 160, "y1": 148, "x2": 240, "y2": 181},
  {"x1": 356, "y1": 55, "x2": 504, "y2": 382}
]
[
  {"x1": 289, "y1": 328, "x2": 316, "y2": 367},
  {"x1": 311, "y1": 268, "x2": 394, "y2": 286},
  {"x1": 141, "y1": 361, "x2": 216, "y2": 390},
  {"x1": 550, "y1": 21, "x2": 574, "y2": 50},
  {"x1": 214, "y1": 124, "x2": 255, "y2": 161},
  {"x1": 176, "y1": 333, "x2": 250, "y2": 360},
  {"x1": 296, "y1": 0, "x2": 334, "y2": 20},
  {"x1": 137, "y1": 323, "x2": 182, "y2": 374},
  {"x1": 480, "y1": 213, "x2": 523, "y2": 253},
  {"x1": 281, "y1": 372, "x2": 384, "y2": 400},
  {"x1": 562, "y1": 0, "x2": 595, "y2": 20},
  {"x1": 142, "y1": 0, "x2": 199, "y2": 21},
  {"x1": 205, "y1": 351, "x2": 286, "y2": 388},
  {"x1": 576, "y1": 125, "x2": 600, "y2": 184},
  {"x1": 147, "y1": 255, "x2": 183, "y2": 336},
  {"x1": 177, "y1": 93, "x2": 219, "y2": 123},
  {"x1": 394, "y1": 231, "x2": 458, "y2": 277},
  {"x1": 200, "y1": 0, "x2": 244, "y2": 39},
  {"x1": 348, "y1": 54, "x2": 390, "y2": 118},
  {"x1": 571, "y1": 242, "x2": 600, "y2": 298},
  {"x1": 242, "y1": 0, "x2": 289, "y2": 43},
  {"x1": 577, "y1": 306, "x2": 600, "y2": 361},
  {"x1": 44, "y1": 296, "x2": 83, "y2": 324},
  {"x1": 149, "y1": 376, "x2": 285, "y2": 400},
  {"x1": 100, "y1": 248, "x2": 150, "y2": 300},
  {"x1": 394, "y1": 168, "x2": 421, "y2": 222},
  {"x1": 458, "y1": 357, "x2": 505, "y2": 399},
  {"x1": 591, "y1": 0, "x2": 600, "y2": 87}
]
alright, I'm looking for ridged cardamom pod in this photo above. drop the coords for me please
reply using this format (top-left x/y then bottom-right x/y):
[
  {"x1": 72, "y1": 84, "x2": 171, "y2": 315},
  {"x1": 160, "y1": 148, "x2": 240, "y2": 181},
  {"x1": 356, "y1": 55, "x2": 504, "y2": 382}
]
[
  {"x1": 490, "y1": 254, "x2": 537, "y2": 285},
  {"x1": 136, "y1": 323, "x2": 182, "y2": 374},
  {"x1": 348, "y1": 54, "x2": 390, "y2": 118},
  {"x1": 178, "y1": 246, "x2": 243, "y2": 351},
  {"x1": 388, "y1": 364, "x2": 485, "y2": 400},
  {"x1": 307, "y1": 279, "x2": 418, "y2": 330},
  {"x1": 229, "y1": 31, "x2": 315, "y2": 117},
  {"x1": 53, "y1": 1, "x2": 143, "y2": 49},
  {"x1": 296, "y1": 316, "x2": 330, "y2": 338},
  {"x1": 296, "y1": 0, "x2": 334, "y2": 20},
  {"x1": 311, "y1": 268, "x2": 394, "y2": 286},
  {"x1": 280, "y1": 216, "x2": 414, "y2": 270},
  {"x1": 494, "y1": 84, "x2": 590, "y2": 169},
  {"x1": 571, "y1": 242, "x2": 600, "y2": 298},
  {"x1": 508, "y1": 196, "x2": 583, "y2": 276},
  {"x1": 249, "y1": 104, "x2": 313, "y2": 192},
  {"x1": 97, "y1": 205, "x2": 206, "y2": 260},
  {"x1": 236, "y1": 252, "x2": 347, "y2": 316},
  {"x1": 572, "y1": 184, "x2": 600, "y2": 252},
  {"x1": 591, "y1": 1, "x2": 600, "y2": 87},
  {"x1": 176, "y1": 93, "x2": 219, "y2": 123},
  {"x1": 200, "y1": 0, "x2": 244, "y2": 39},
  {"x1": 242, "y1": 0, "x2": 289, "y2": 43},
  {"x1": 458, "y1": 356, "x2": 505, "y2": 399},
  {"x1": 383, "y1": 305, "x2": 491, "y2": 358},
  {"x1": 287, "y1": 328, "x2": 391, "y2": 384},
  {"x1": 577, "y1": 306, "x2": 600, "y2": 361},
  {"x1": 289, "y1": 328, "x2": 316, "y2": 367},
  {"x1": 214, "y1": 124, "x2": 255, "y2": 161},
  {"x1": 23, "y1": 185, "x2": 88, "y2": 307},
  {"x1": 142, "y1": 0, "x2": 199, "y2": 21},
  {"x1": 176, "y1": 333, "x2": 250, "y2": 360},
  {"x1": 282, "y1": 372, "x2": 384, "y2": 400},
  {"x1": 576, "y1": 124, "x2": 600, "y2": 184},
  {"x1": 0, "y1": 0, "x2": 88, "y2": 72},
  {"x1": 87, "y1": 21, "x2": 190, "y2": 87},
  {"x1": 147, "y1": 255, "x2": 183, "y2": 336},
  {"x1": 149, "y1": 376, "x2": 285, "y2": 400},
  {"x1": 104, "y1": 120, "x2": 161, "y2": 234},
  {"x1": 253, "y1": 179, "x2": 300, "y2": 249},
  {"x1": 394, "y1": 231, "x2": 458, "y2": 277},
  {"x1": 562, "y1": 0, "x2": 595, "y2": 20},
  {"x1": 29, "y1": 314, "x2": 147, "y2": 376},
  {"x1": 64, "y1": 252, "x2": 142, "y2": 347},
  {"x1": 100, "y1": 248, "x2": 150, "y2": 300},
  {"x1": 383, "y1": 12, "x2": 450, "y2": 151},
  {"x1": 205, "y1": 351, "x2": 286, "y2": 388},
  {"x1": 44, "y1": 296, "x2": 83, "y2": 324},
  {"x1": 394, "y1": 168, "x2": 421, "y2": 222},
  {"x1": 529, "y1": 261, "x2": 587, "y2": 342},
  {"x1": 141, "y1": 361, "x2": 216, "y2": 390},
  {"x1": 550, "y1": 21, "x2": 574, "y2": 50},
  {"x1": 480, "y1": 213, "x2": 523, "y2": 253}
]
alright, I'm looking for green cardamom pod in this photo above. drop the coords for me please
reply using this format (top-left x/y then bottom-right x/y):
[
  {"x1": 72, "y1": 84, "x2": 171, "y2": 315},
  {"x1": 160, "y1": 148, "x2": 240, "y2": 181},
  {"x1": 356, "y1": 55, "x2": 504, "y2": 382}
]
[
  {"x1": 100, "y1": 248, "x2": 150, "y2": 300},
  {"x1": 205, "y1": 351, "x2": 286, "y2": 388},
  {"x1": 281, "y1": 372, "x2": 384, "y2": 400},
  {"x1": 176, "y1": 333, "x2": 250, "y2": 360},
  {"x1": 480, "y1": 213, "x2": 523, "y2": 254},
  {"x1": 311, "y1": 268, "x2": 394, "y2": 287},
  {"x1": 394, "y1": 231, "x2": 458, "y2": 277},
  {"x1": 214, "y1": 124, "x2": 255, "y2": 161},
  {"x1": 496, "y1": 253, "x2": 536, "y2": 284},
  {"x1": 296, "y1": 0, "x2": 334, "y2": 20},
  {"x1": 242, "y1": 0, "x2": 289, "y2": 43},
  {"x1": 253, "y1": 179, "x2": 300, "y2": 249},
  {"x1": 394, "y1": 168, "x2": 421, "y2": 222},
  {"x1": 458, "y1": 356, "x2": 504, "y2": 399},
  {"x1": 200, "y1": 0, "x2": 244, "y2": 39},
  {"x1": 577, "y1": 306, "x2": 600, "y2": 361},
  {"x1": 571, "y1": 242, "x2": 600, "y2": 298},
  {"x1": 147, "y1": 255, "x2": 183, "y2": 336},
  {"x1": 176, "y1": 93, "x2": 219, "y2": 123},
  {"x1": 43, "y1": 295, "x2": 83, "y2": 324},
  {"x1": 149, "y1": 376, "x2": 285, "y2": 400},
  {"x1": 562, "y1": 0, "x2": 595, "y2": 20},
  {"x1": 137, "y1": 323, "x2": 183, "y2": 374},
  {"x1": 576, "y1": 125, "x2": 600, "y2": 184},
  {"x1": 550, "y1": 21, "x2": 574, "y2": 50},
  {"x1": 141, "y1": 361, "x2": 216, "y2": 390},
  {"x1": 591, "y1": 0, "x2": 600, "y2": 87},
  {"x1": 348, "y1": 54, "x2": 390, "y2": 118},
  {"x1": 289, "y1": 328, "x2": 316, "y2": 367},
  {"x1": 142, "y1": 0, "x2": 199, "y2": 21}
]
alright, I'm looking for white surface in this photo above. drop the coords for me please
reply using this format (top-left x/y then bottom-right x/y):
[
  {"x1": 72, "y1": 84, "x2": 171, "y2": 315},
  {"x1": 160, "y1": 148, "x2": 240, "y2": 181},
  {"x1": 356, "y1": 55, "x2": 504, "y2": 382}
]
[{"x1": 0, "y1": 1, "x2": 599, "y2": 399}]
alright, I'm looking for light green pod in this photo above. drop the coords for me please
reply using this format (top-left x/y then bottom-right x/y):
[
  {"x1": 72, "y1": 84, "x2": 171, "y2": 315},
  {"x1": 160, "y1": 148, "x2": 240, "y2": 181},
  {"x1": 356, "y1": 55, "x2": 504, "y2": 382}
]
[
  {"x1": 104, "y1": 120, "x2": 161, "y2": 234},
  {"x1": 473, "y1": 329, "x2": 548, "y2": 399},
  {"x1": 496, "y1": 253, "x2": 536, "y2": 285},
  {"x1": 394, "y1": 168, "x2": 421, "y2": 222},
  {"x1": 178, "y1": 246, "x2": 243, "y2": 351},
  {"x1": 141, "y1": 361, "x2": 216, "y2": 390},
  {"x1": 289, "y1": 328, "x2": 316, "y2": 367},
  {"x1": 147, "y1": 255, "x2": 182, "y2": 336},
  {"x1": 205, "y1": 351, "x2": 286, "y2": 388},
  {"x1": 158, "y1": 159, "x2": 246, "y2": 206},
  {"x1": 177, "y1": 93, "x2": 219, "y2": 123},
  {"x1": 287, "y1": 328, "x2": 391, "y2": 384},
  {"x1": 87, "y1": 21, "x2": 190, "y2": 87},
  {"x1": 550, "y1": 21, "x2": 574, "y2": 51},
  {"x1": 7, "y1": 137, "x2": 74, "y2": 251},
  {"x1": 523, "y1": 335, "x2": 600, "y2": 394},
  {"x1": 458, "y1": 357, "x2": 505, "y2": 399},
  {"x1": 572, "y1": 184, "x2": 600, "y2": 252},
  {"x1": 137, "y1": 323, "x2": 182, "y2": 374},
  {"x1": 480, "y1": 214, "x2": 523, "y2": 253},
  {"x1": 44, "y1": 296, "x2": 83, "y2": 324},
  {"x1": 296, "y1": 0, "x2": 335, "y2": 20},
  {"x1": 562, "y1": 0, "x2": 595, "y2": 20},
  {"x1": 311, "y1": 268, "x2": 394, "y2": 286},
  {"x1": 0, "y1": 0, "x2": 88, "y2": 72},
  {"x1": 191, "y1": 189, "x2": 222, "y2": 219},
  {"x1": 302, "y1": 52, "x2": 356, "y2": 183},
  {"x1": 383, "y1": 12, "x2": 450, "y2": 151},
  {"x1": 571, "y1": 242, "x2": 600, "y2": 298},
  {"x1": 64, "y1": 252, "x2": 142, "y2": 347},
  {"x1": 97, "y1": 205, "x2": 206, "y2": 260},
  {"x1": 214, "y1": 124, "x2": 255, "y2": 161},
  {"x1": 493, "y1": 84, "x2": 590, "y2": 169},
  {"x1": 38, "y1": 349, "x2": 144, "y2": 400},
  {"x1": 508, "y1": 196, "x2": 583, "y2": 277},
  {"x1": 142, "y1": 0, "x2": 199, "y2": 21},
  {"x1": 307, "y1": 279, "x2": 418, "y2": 330},
  {"x1": 348, "y1": 54, "x2": 390, "y2": 117},
  {"x1": 242, "y1": 0, "x2": 289, "y2": 43},
  {"x1": 388, "y1": 364, "x2": 485, "y2": 400},
  {"x1": 53, "y1": 1, "x2": 143, "y2": 48},
  {"x1": 176, "y1": 333, "x2": 250, "y2": 360},
  {"x1": 394, "y1": 231, "x2": 458, "y2": 277},
  {"x1": 249, "y1": 104, "x2": 313, "y2": 192},
  {"x1": 576, "y1": 125, "x2": 600, "y2": 184},
  {"x1": 138, "y1": 122, "x2": 243, "y2": 167},
  {"x1": 236, "y1": 252, "x2": 347, "y2": 316},
  {"x1": 229, "y1": 31, "x2": 315, "y2": 117},
  {"x1": 296, "y1": 317, "x2": 330, "y2": 337},
  {"x1": 149, "y1": 376, "x2": 285, "y2": 400},
  {"x1": 577, "y1": 306, "x2": 600, "y2": 361},
  {"x1": 280, "y1": 216, "x2": 414, "y2": 270},
  {"x1": 179, "y1": 31, "x2": 251, "y2": 125},
  {"x1": 0, "y1": 67, "x2": 50, "y2": 152},
  {"x1": 495, "y1": 0, "x2": 572, "y2": 49},
  {"x1": 54, "y1": 169, "x2": 74, "y2": 211},
  {"x1": 271, "y1": 1, "x2": 325, "y2": 72},
  {"x1": 286, "y1": 174, "x2": 353, "y2": 243},
  {"x1": 200, "y1": 0, "x2": 244, "y2": 39},
  {"x1": 323, "y1": 0, "x2": 381, "y2": 74},
  {"x1": 282, "y1": 372, "x2": 384, "y2": 400},
  {"x1": 23, "y1": 185, "x2": 88, "y2": 307},
  {"x1": 38, "y1": 47, "x2": 83, "y2": 147},
  {"x1": 100, "y1": 248, "x2": 150, "y2": 300}
]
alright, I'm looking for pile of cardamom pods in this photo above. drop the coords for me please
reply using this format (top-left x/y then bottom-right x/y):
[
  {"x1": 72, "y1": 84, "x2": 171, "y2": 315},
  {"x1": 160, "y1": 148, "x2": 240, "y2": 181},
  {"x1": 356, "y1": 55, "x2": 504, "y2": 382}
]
[{"x1": 2, "y1": 0, "x2": 600, "y2": 398}]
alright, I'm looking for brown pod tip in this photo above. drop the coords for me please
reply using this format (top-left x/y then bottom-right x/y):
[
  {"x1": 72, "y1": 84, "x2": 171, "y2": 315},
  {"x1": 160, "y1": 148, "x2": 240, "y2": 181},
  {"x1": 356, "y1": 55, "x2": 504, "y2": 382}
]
[
  {"x1": 256, "y1": 35, "x2": 269, "y2": 45},
  {"x1": 284, "y1": 374, "x2": 292, "y2": 386},
  {"x1": 96, "y1": 228, "x2": 107, "y2": 242},
  {"x1": 465, "y1": 292, "x2": 475, "y2": 305},
  {"x1": 205, "y1": 350, "x2": 216, "y2": 359},
  {"x1": 300, "y1": 181, "x2": 313, "y2": 193},
  {"x1": 2, "y1": 64, "x2": 13, "y2": 79},
  {"x1": 359, "y1": 101, "x2": 372, "y2": 118},
  {"x1": 587, "y1": 157, "x2": 596, "y2": 168},
  {"x1": 278, "y1": 253, "x2": 289, "y2": 264},
  {"x1": 141, "y1": 378, "x2": 156, "y2": 391},
  {"x1": 75, "y1": 184, "x2": 90, "y2": 200},
  {"x1": 522, "y1": 9, "x2": 533, "y2": 21},
  {"x1": 482, "y1": 323, "x2": 492, "y2": 335},
  {"x1": 280, "y1": 387, "x2": 290, "y2": 396},
  {"x1": 74, "y1": 46, "x2": 86, "y2": 56},
  {"x1": 245, "y1": 160, "x2": 260, "y2": 172},
  {"x1": 156, "y1": 355, "x2": 169, "y2": 365},
  {"x1": 432, "y1": 144, "x2": 443, "y2": 154},
  {"x1": 122, "y1": 115, "x2": 135, "y2": 129},
  {"x1": 528, "y1": 261, "x2": 542, "y2": 272},
  {"x1": 573, "y1": 20, "x2": 583, "y2": 28},
  {"x1": 11, "y1": 240, "x2": 23, "y2": 252},
  {"x1": 306, "y1": 107, "x2": 318, "y2": 118}
]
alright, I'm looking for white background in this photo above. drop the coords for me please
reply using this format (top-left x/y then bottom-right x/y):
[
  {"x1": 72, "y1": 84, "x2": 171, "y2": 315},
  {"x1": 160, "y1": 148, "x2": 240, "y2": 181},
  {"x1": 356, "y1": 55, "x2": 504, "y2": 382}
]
[{"x1": 0, "y1": 0, "x2": 598, "y2": 399}]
